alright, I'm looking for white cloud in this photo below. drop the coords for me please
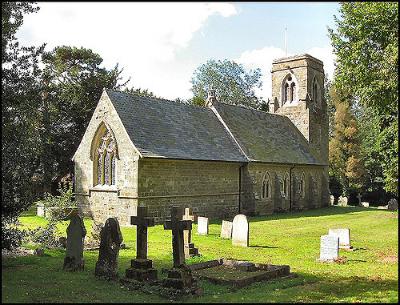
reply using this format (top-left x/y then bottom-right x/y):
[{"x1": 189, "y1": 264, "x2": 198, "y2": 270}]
[
  {"x1": 16, "y1": 2, "x2": 238, "y2": 100},
  {"x1": 237, "y1": 45, "x2": 336, "y2": 100}
]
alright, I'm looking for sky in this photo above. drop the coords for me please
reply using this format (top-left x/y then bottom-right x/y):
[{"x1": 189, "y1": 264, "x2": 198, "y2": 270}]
[{"x1": 16, "y1": 2, "x2": 340, "y2": 101}]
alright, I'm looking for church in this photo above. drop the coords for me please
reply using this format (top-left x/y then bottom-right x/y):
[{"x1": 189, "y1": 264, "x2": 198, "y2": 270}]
[{"x1": 72, "y1": 54, "x2": 329, "y2": 225}]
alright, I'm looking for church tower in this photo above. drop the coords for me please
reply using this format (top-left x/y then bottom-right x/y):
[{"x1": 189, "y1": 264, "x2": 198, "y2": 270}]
[{"x1": 270, "y1": 54, "x2": 328, "y2": 165}]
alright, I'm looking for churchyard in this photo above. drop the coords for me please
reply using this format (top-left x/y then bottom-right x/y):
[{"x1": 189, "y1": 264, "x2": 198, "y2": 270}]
[{"x1": 2, "y1": 206, "x2": 398, "y2": 303}]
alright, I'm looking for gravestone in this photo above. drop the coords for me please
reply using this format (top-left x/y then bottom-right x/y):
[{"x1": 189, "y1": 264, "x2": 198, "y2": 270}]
[
  {"x1": 163, "y1": 206, "x2": 195, "y2": 289},
  {"x1": 232, "y1": 214, "x2": 249, "y2": 247},
  {"x1": 361, "y1": 202, "x2": 369, "y2": 208},
  {"x1": 357, "y1": 193, "x2": 362, "y2": 206},
  {"x1": 220, "y1": 220, "x2": 233, "y2": 239},
  {"x1": 182, "y1": 208, "x2": 199, "y2": 258},
  {"x1": 125, "y1": 206, "x2": 157, "y2": 281},
  {"x1": 63, "y1": 214, "x2": 86, "y2": 271},
  {"x1": 330, "y1": 195, "x2": 335, "y2": 206},
  {"x1": 197, "y1": 216, "x2": 209, "y2": 235},
  {"x1": 36, "y1": 203, "x2": 45, "y2": 217},
  {"x1": 338, "y1": 196, "x2": 348, "y2": 207},
  {"x1": 328, "y1": 228, "x2": 352, "y2": 249},
  {"x1": 388, "y1": 199, "x2": 398, "y2": 211},
  {"x1": 95, "y1": 218, "x2": 123, "y2": 279},
  {"x1": 319, "y1": 235, "x2": 339, "y2": 262}
]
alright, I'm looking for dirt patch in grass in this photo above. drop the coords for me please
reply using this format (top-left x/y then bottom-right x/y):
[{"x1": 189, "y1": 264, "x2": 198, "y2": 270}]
[{"x1": 376, "y1": 250, "x2": 398, "y2": 264}]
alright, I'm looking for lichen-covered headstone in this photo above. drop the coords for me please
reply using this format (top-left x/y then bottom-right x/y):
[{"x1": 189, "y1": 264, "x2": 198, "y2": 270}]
[
  {"x1": 388, "y1": 199, "x2": 398, "y2": 211},
  {"x1": 95, "y1": 218, "x2": 123, "y2": 279},
  {"x1": 319, "y1": 235, "x2": 339, "y2": 262},
  {"x1": 63, "y1": 214, "x2": 86, "y2": 271},
  {"x1": 220, "y1": 220, "x2": 233, "y2": 239},
  {"x1": 232, "y1": 214, "x2": 249, "y2": 247},
  {"x1": 197, "y1": 216, "x2": 208, "y2": 235}
]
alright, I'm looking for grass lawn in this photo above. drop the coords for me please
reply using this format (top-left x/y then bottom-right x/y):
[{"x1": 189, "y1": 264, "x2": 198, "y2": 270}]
[{"x1": 2, "y1": 206, "x2": 398, "y2": 303}]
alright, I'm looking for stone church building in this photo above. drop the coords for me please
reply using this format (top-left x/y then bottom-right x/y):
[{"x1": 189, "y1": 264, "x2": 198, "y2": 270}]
[{"x1": 72, "y1": 54, "x2": 329, "y2": 225}]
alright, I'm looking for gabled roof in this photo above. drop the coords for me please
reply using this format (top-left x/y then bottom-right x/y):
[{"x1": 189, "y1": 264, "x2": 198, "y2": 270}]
[
  {"x1": 213, "y1": 103, "x2": 320, "y2": 165},
  {"x1": 104, "y1": 89, "x2": 321, "y2": 165},
  {"x1": 105, "y1": 89, "x2": 247, "y2": 162}
]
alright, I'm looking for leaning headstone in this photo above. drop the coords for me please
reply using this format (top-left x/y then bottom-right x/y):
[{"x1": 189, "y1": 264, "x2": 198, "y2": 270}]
[
  {"x1": 63, "y1": 214, "x2": 86, "y2": 271},
  {"x1": 182, "y1": 208, "x2": 199, "y2": 258},
  {"x1": 220, "y1": 220, "x2": 233, "y2": 239},
  {"x1": 328, "y1": 228, "x2": 352, "y2": 249},
  {"x1": 125, "y1": 206, "x2": 157, "y2": 281},
  {"x1": 95, "y1": 218, "x2": 123, "y2": 279},
  {"x1": 232, "y1": 214, "x2": 249, "y2": 247},
  {"x1": 388, "y1": 199, "x2": 398, "y2": 211},
  {"x1": 163, "y1": 206, "x2": 195, "y2": 289},
  {"x1": 319, "y1": 235, "x2": 339, "y2": 262},
  {"x1": 197, "y1": 216, "x2": 209, "y2": 235}
]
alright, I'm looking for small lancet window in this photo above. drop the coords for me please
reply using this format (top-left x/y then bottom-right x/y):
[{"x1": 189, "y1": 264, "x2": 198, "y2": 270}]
[
  {"x1": 261, "y1": 173, "x2": 272, "y2": 199},
  {"x1": 282, "y1": 74, "x2": 297, "y2": 105},
  {"x1": 312, "y1": 78, "x2": 320, "y2": 108},
  {"x1": 298, "y1": 173, "x2": 305, "y2": 199}
]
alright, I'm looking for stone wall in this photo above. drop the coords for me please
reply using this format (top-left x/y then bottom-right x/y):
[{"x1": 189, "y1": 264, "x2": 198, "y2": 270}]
[{"x1": 137, "y1": 158, "x2": 241, "y2": 223}]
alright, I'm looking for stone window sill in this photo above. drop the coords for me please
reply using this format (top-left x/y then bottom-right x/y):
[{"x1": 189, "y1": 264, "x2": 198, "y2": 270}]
[{"x1": 89, "y1": 185, "x2": 120, "y2": 196}]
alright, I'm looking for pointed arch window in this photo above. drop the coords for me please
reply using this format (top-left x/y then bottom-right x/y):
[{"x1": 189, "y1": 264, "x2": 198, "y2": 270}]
[
  {"x1": 298, "y1": 173, "x2": 305, "y2": 199},
  {"x1": 312, "y1": 78, "x2": 321, "y2": 108},
  {"x1": 91, "y1": 123, "x2": 118, "y2": 186},
  {"x1": 280, "y1": 173, "x2": 290, "y2": 198},
  {"x1": 282, "y1": 74, "x2": 298, "y2": 105},
  {"x1": 261, "y1": 172, "x2": 272, "y2": 199}
]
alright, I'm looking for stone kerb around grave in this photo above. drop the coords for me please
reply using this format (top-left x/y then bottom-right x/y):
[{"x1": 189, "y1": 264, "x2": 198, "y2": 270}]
[{"x1": 232, "y1": 214, "x2": 249, "y2": 247}]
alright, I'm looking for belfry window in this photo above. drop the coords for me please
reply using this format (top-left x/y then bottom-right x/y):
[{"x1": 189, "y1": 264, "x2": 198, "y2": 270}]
[
  {"x1": 312, "y1": 78, "x2": 320, "y2": 107},
  {"x1": 94, "y1": 126, "x2": 117, "y2": 186},
  {"x1": 282, "y1": 74, "x2": 297, "y2": 105}
]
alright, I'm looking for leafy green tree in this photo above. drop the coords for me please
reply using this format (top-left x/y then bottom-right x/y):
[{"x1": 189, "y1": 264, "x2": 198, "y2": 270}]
[
  {"x1": 328, "y1": 2, "x2": 398, "y2": 195},
  {"x1": 190, "y1": 59, "x2": 264, "y2": 109},
  {"x1": 328, "y1": 84, "x2": 366, "y2": 197},
  {"x1": 38, "y1": 46, "x2": 129, "y2": 192},
  {"x1": 2, "y1": 1, "x2": 44, "y2": 220},
  {"x1": 124, "y1": 86, "x2": 157, "y2": 98}
]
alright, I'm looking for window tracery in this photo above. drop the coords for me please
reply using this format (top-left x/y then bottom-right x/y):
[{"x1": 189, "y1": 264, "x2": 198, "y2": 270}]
[{"x1": 94, "y1": 125, "x2": 117, "y2": 186}]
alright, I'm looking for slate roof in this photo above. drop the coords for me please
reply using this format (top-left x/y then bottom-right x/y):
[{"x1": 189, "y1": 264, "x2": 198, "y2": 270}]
[
  {"x1": 105, "y1": 89, "x2": 320, "y2": 165},
  {"x1": 105, "y1": 89, "x2": 247, "y2": 162},
  {"x1": 214, "y1": 103, "x2": 320, "y2": 164}
]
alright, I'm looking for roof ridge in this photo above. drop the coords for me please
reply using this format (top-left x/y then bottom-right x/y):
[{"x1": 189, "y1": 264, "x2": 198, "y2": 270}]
[{"x1": 216, "y1": 101, "x2": 287, "y2": 119}]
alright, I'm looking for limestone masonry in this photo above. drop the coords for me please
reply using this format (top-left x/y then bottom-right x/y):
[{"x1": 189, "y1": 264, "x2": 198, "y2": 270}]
[{"x1": 73, "y1": 54, "x2": 329, "y2": 225}]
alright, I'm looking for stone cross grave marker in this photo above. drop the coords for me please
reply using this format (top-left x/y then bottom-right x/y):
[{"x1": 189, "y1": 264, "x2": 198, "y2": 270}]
[
  {"x1": 95, "y1": 218, "x2": 123, "y2": 279},
  {"x1": 232, "y1": 214, "x2": 249, "y2": 247},
  {"x1": 197, "y1": 216, "x2": 209, "y2": 235},
  {"x1": 319, "y1": 235, "x2": 339, "y2": 262},
  {"x1": 220, "y1": 220, "x2": 233, "y2": 239},
  {"x1": 182, "y1": 208, "x2": 199, "y2": 258},
  {"x1": 164, "y1": 206, "x2": 192, "y2": 267},
  {"x1": 125, "y1": 206, "x2": 157, "y2": 281},
  {"x1": 328, "y1": 228, "x2": 352, "y2": 249},
  {"x1": 63, "y1": 214, "x2": 86, "y2": 271}
]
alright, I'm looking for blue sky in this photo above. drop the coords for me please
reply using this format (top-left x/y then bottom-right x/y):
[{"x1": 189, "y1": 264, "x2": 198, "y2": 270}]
[{"x1": 16, "y1": 2, "x2": 340, "y2": 100}]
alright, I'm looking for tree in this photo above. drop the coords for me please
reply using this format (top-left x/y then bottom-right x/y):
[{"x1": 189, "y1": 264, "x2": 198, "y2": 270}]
[
  {"x1": 328, "y1": 83, "x2": 365, "y2": 198},
  {"x1": 328, "y1": 2, "x2": 398, "y2": 195},
  {"x1": 38, "y1": 46, "x2": 129, "y2": 192},
  {"x1": 190, "y1": 59, "x2": 264, "y2": 109},
  {"x1": 2, "y1": 2, "x2": 44, "y2": 219}
]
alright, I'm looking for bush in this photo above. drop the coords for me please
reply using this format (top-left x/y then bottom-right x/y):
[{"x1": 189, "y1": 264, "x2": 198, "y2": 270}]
[
  {"x1": 28, "y1": 222, "x2": 62, "y2": 249},
  {"x1": 1, "y1": 216, "x2": 27, "y2": 250}
]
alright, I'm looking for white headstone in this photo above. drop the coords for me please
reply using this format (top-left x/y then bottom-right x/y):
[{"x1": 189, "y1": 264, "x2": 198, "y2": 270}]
[
  {"x1": 232, "y1": 214, "x2": 249, "y2": 247},
  {"x1": 220, "y1": 220, "x2": 233, "y2": 239},
  {"x1": 361, "y1": 202, "x2": 369, "y2": 208},
  {"x1": 328, "y1": 228, "x2": 351, "y2": 249},
  {"x1": 37, "y1": 203, "x2": 45, "y2": 217},
  {"x1": 197, "y1": 216, "x2": 209, "y2": 235},
  {"x1": 319, "y1": 235, "x2": 339, "y2": 262},
  {"x1": 330, "y1": 195, "x2": 335, "y2": 206},
  {"x1": 338, "y1": 196, "x2": 348, "y2": 207}
]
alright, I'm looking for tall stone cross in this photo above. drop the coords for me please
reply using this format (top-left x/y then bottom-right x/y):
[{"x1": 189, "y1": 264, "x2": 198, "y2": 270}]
[
  {"x1": 130, "y1": 206, "x2": 155, "y2": 260},
  {"x1": 164, "y1": 206, "x2": 192, "y2": 267}
]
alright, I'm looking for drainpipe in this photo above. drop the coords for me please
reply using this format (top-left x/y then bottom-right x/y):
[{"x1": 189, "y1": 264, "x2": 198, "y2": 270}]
[
  {"x1": 238, "y1": 164, "x2": 243, "y2": 214},
  {"x1": 289, "y1": 164, "x2": 296, "y2": 211}
]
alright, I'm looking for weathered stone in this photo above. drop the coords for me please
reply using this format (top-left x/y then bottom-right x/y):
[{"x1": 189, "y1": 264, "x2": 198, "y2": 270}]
[
  {"x1": 220, "y1": 220, "x2": 233, "y2": 239},
  {"x1": 330, "y1": 195, "x2": 335, "y2": 206},
  {"x1": 63, "y1": 214, "x2": 86, "y2": 271},
  {"x1": 319, "y1": 235, "x2": 339, "y2": 262},
  {"x1": 388, "y1": 199, "x2": 398, "y2": 211},
  {"x1": 328, "y1": 228, "x2": 351, "y2": 249},
  {"x1": 232, "y1": 214, "x2": 249, "y2": 247},
  {"x1": 360, "y1": 202, "x2": 369, "y2": 208},
  {"x1": 338, "y1": 196, "x2": 348, "y2": 207},
  {"x1": 182, "y1": 208, "x2": 199, "y2": 258},
  {"x1": 95, "y1": 218, "x2": 123, "y2": 279},
  {"x1": 125, "y1": 206, "x2": 157, "y2": 281},
  {"x1": 197, "y1": 216, "x2": 208, "y2": 235}
]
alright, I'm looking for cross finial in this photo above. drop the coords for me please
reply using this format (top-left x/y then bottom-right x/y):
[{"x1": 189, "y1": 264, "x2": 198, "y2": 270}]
[{"x1": 206, "y1": 87, "x2": 218, "y2": 107}]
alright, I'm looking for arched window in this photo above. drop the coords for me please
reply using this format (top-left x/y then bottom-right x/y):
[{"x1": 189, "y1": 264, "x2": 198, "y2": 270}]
[
  {"x1": 91, "y1": 123, "x2": 118, "y2": 186},
  {"x1": 280, "y1": 173, "x2": 290, "y2": 198},
  {"x1": 261, "y1": 172, "x2": 272, "y2": 199},
  {"x1": 312, "y1": 78, "x2": 320, "y2": 108},
  {"x1": 281, "y1": 74, "x2": 298, "y2": 106}
]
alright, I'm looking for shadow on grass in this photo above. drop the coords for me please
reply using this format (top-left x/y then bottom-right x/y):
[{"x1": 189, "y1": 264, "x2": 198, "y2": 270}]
[{"x1": 250, "y1": 245, "x2": 279, "y2": 249}]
